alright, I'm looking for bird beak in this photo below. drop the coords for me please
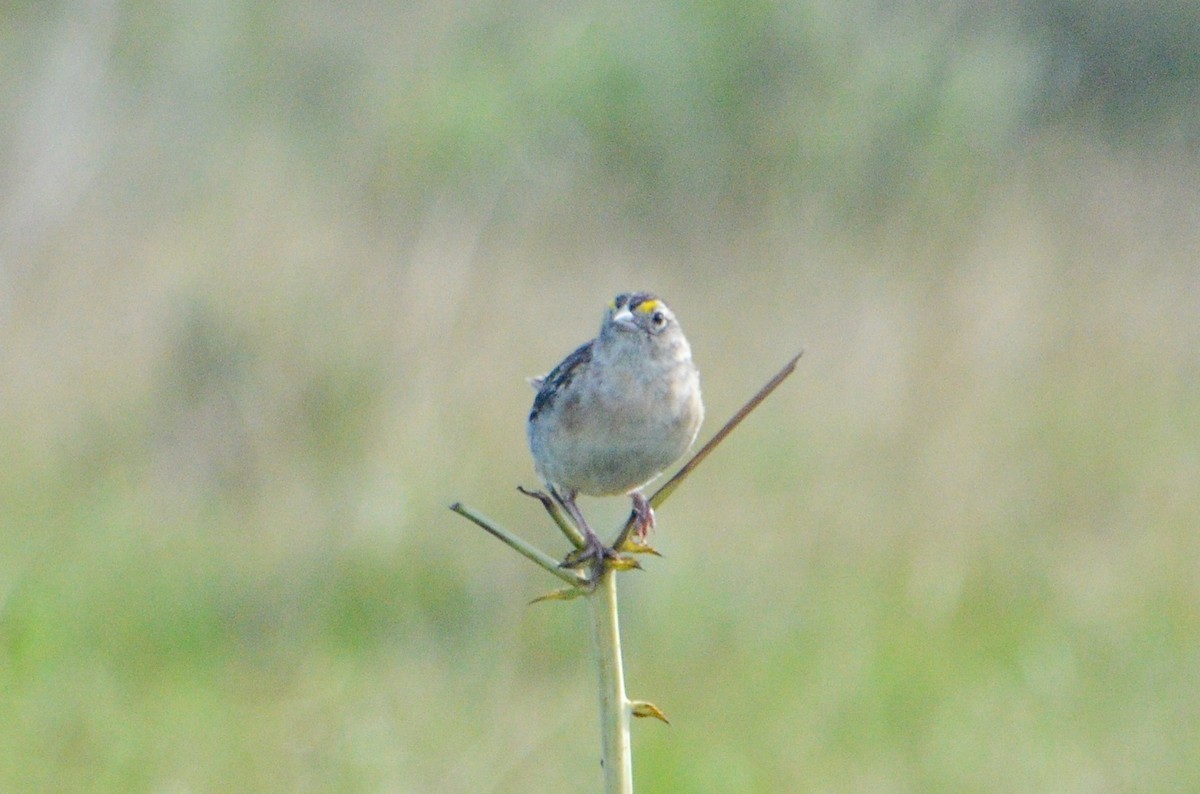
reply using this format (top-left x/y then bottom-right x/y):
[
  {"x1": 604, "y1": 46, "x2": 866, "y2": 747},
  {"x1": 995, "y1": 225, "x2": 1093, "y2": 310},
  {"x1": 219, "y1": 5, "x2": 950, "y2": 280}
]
[{"x1": 611, "y1": 307, "x2": 638, "y2": 330}]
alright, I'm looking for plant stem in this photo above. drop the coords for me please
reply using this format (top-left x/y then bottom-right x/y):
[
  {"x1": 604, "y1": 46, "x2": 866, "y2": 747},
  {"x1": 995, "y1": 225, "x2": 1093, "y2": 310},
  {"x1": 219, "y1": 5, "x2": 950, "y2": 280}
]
[
  {"x1": 449, "y1": 502, "x2": 589, "y2": 587},
  {"x1": 589, "y1": 567, "x2": 633, "y2": 793}
]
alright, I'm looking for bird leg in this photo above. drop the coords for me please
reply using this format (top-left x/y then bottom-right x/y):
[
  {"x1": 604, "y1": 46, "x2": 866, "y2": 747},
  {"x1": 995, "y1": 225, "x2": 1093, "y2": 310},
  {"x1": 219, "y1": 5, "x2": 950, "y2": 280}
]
[
  {"x1": 630, "y1": 491, "x2": 655, "y2": 542},
  {"x1": 552, "y1": 487, "x2": 615, "y2": 570}
]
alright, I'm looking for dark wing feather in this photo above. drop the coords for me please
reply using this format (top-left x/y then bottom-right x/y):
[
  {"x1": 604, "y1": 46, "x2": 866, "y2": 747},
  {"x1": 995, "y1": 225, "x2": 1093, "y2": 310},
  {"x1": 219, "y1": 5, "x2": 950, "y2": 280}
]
[{"x1": 529, "y1": 341, "x2": 593, "y2": 421}]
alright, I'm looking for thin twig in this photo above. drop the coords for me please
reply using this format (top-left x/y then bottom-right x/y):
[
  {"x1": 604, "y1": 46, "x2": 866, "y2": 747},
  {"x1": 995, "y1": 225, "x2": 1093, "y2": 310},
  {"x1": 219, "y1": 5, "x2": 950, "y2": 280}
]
[
  {"x1": 517, "y1": 486, "x2": 586, "y2": 548},
  {"x1": 450, "y1": 502, "x2": 589, "y2": 587}
]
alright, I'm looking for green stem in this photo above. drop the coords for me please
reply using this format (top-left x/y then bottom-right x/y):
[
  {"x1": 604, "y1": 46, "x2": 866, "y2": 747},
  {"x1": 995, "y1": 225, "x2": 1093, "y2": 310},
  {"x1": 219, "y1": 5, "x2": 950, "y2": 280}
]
[
  {"x1": 589, "y1": 568, "x2": 633, "y2": 793},
  {"x1": 449, "y1": 502, "x2": 589, "y2": 587},
  {"x1": 517, "y1": 486, "x2": 586, "y2": 549}
]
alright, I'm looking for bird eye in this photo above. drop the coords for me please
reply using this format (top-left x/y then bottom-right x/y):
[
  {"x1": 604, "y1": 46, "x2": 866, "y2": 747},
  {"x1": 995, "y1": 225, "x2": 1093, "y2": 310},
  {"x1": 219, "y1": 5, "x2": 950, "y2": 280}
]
[{"x1": 651, "y1": 311, "x2": 667, "y2": 329}]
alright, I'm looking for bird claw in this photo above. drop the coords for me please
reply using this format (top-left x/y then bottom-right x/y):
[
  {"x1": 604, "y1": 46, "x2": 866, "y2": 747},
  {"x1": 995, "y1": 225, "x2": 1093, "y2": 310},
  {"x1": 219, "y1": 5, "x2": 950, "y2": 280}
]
[
  {"x1": 560, "y1": 533, "x2": 641, "y2": 576},
  {"x1": 560, "y1": 532, "x2": 617, "y2": 568}
]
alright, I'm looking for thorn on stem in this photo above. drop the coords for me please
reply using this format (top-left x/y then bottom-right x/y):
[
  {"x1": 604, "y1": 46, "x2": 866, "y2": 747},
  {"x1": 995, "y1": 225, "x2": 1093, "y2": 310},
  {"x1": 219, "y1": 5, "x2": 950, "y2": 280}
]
[{"x1": 631, "y1": 701, "x2": 671, "y2": 724}]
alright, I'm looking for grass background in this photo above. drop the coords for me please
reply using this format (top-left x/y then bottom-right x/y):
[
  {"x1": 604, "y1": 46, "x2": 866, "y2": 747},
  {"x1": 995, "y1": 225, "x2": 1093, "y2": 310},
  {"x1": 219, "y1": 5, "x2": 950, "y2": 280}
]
[{"x1": 2, "y1": 1, "x2": 1198, "y2": 791}]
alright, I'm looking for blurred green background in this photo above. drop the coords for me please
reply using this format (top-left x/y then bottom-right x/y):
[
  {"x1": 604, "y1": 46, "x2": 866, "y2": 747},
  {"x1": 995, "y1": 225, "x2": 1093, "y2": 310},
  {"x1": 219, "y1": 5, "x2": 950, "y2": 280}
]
[{"x1": 2, "y1": 1, "x2": 1198, "y2": 791}]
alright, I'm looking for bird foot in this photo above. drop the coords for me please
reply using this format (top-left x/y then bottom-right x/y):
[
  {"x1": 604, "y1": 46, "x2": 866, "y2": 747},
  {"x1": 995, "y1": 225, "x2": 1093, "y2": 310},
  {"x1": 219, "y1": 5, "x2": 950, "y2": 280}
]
[
  {"x1": 561, "y1": 530, "x2": 617, "y2": 569},
  {"x1": 630, "y1": 492, "x2": 656, "y2": 542},
  {"x1": 561, "y1": 531, "x2": 642, "y2": 577}
]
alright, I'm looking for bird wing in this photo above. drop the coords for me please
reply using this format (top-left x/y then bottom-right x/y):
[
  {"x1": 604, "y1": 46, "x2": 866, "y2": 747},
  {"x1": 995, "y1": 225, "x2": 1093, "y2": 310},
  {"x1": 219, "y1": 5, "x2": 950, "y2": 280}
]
[{"x1": 529, "y1": 341, "x2": 593, "y2": 420}]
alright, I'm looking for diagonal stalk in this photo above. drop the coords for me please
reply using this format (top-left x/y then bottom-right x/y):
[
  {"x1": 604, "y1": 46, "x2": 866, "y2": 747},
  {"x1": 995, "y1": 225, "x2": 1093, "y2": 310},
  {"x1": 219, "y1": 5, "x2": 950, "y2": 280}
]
[
  {"x1": 517, "y1": 485, "x2": 586, "y2": 549},
  {"x1": 615, "y1": 349, "x2": 803, "y2": 549},
  {"x1": 449, "y1": 502, "x2": 589, "y2": 587}
]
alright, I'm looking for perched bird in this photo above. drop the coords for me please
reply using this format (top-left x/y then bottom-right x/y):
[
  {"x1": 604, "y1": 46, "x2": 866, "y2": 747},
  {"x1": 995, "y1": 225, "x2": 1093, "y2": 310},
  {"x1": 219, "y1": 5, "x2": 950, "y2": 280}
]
[{"x1": 527, "y1": 292, "x2": 703, "y2": 564}]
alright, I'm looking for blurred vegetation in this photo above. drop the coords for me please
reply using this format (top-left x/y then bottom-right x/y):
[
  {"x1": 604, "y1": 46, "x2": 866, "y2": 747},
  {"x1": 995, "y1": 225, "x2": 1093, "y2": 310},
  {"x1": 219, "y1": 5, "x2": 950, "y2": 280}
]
[{"x1": 2, "y1": 0, "x2": 1198, "y2": 791}]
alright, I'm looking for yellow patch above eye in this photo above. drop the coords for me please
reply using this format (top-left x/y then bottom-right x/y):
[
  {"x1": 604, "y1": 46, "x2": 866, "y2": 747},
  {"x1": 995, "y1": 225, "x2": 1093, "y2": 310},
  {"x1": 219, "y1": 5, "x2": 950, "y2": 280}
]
[{"x1": 635, "y1": 299, "x2": 661, "y2": 314}]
